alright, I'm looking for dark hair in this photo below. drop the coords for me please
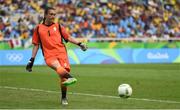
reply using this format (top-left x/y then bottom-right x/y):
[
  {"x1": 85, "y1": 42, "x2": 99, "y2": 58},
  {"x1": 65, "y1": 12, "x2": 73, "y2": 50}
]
[
  {"x1": 44, "y1": 7, "x2": 55, "y2": 16},
  {"x1": 42, "y1": 7, "x2": 55, "y2": 23}
]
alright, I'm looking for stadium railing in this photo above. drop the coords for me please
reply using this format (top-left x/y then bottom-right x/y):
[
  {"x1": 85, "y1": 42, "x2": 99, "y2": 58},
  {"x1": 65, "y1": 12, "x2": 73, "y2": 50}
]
[{"x1": 77, "y1": 37, "x2": 180, "y2": 42}]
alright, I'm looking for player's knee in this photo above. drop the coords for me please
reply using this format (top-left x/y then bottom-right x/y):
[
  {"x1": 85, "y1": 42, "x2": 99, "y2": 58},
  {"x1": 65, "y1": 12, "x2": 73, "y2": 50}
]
[{"x1": 56, "y1": 67, "x2": 68, "y2": 76}]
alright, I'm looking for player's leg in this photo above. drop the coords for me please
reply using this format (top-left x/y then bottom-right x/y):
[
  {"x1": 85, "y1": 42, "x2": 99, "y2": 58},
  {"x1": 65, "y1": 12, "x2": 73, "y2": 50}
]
[
  {"x1": 57, "y1": 56, "x2": 77, "y2": 86},
  {"x1": 56, "y1": 66, "x2": 77, "y2": 86},
  {"x1": 60, "y1": 78, "x2": 68, "y2": 105},
  {"x1": 46, "y1": 57, "x2": 77, "y2": 85},
  {"x1": 45, "y1": 58, "x2": 74, "y2": 105}
]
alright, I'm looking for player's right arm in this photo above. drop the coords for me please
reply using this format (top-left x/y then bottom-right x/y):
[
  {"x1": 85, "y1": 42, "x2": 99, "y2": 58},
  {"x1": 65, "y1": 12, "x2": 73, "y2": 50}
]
[
  {"x1": 26, "y1": 44, "x2": 39, "y2": 72},
  {"x1": 26, "y1": 25, "x2": 40, "y2": 72},
  {"x1": 31, "y1": 44, "x2": 39, "y2": 58}
]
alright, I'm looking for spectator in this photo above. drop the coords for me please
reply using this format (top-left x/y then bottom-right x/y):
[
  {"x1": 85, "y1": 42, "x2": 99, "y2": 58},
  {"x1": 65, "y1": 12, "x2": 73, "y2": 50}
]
[{"x1": 0, "y1": 0, "x2": 180, "y2": 49}]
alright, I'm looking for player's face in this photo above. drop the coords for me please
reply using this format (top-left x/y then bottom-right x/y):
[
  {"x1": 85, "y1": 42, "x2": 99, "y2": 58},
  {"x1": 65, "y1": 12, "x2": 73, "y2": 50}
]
[{"x1": 46, "y1": 9, "x2": 56, "y2": 23}]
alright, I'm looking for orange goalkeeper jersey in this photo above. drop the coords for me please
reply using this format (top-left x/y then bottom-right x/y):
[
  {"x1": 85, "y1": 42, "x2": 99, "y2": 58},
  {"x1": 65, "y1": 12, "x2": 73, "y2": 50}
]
[{"x1": 32, "y1": 23, "x2": 70, "y2": 59}]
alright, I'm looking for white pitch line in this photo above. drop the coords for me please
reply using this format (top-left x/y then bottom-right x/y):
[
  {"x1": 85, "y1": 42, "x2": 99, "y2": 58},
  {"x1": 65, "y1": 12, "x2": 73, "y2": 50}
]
[{"x1": 1, "y1": 86, "x2": 180, "y2": 104}]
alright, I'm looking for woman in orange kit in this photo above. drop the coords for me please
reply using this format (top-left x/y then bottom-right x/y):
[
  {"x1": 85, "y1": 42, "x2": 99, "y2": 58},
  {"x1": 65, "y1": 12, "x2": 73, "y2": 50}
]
[{"x1": 26, "y1": 7, "x2": 87, "y2": 105}]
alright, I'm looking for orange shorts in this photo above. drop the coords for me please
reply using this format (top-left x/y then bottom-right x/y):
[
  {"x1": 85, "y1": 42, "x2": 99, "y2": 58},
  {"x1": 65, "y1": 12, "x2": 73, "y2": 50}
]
[{"x1": 45, "y1": 54, "x2": 70, "y2": 72}]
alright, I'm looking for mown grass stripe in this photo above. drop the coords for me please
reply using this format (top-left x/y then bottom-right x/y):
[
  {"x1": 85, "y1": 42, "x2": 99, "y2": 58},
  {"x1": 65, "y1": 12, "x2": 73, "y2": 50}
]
[{"x1": 1, "y1": 86, "x2": 180, "y2": 104}]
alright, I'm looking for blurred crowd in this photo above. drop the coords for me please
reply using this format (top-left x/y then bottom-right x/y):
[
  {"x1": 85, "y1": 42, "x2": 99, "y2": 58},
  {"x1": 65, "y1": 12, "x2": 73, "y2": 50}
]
[{"x1": 0, "y1": 0, "x2": 180, "y2": 48}]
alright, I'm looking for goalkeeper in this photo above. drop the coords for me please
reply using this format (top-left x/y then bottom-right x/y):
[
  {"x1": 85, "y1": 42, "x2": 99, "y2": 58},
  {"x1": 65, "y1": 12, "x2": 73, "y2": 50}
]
[{"x1": 26, "y1": 7, "x2": 87, "y2": 105}]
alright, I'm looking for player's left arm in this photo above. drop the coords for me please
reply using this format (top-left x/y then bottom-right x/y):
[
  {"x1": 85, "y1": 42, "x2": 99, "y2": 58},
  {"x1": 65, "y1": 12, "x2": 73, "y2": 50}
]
[
  {"x1": 68, "y1": 37, "x2": 87, "y2": 51},
  {"x1": 60, "y1": 26, "x2": 87, "y2": 51}
]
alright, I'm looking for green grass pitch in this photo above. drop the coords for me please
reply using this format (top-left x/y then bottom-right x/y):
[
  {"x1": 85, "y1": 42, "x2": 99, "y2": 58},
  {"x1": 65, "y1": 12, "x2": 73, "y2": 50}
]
[{"x1": 0, "y1": 64, "x2": 180, "y2": 109}]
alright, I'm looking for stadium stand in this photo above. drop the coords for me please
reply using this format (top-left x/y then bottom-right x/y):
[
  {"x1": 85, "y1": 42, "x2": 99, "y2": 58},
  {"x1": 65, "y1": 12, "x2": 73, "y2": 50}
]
[{"x1": 0, "y1": 0, "x2": 180, "y2": 49}]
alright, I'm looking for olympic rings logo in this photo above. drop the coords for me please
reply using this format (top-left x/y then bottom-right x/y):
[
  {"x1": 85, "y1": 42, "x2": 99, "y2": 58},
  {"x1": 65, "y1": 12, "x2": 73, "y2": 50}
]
[{"x1": 6, "y1": 53, "x2": 23, "y2": 62}]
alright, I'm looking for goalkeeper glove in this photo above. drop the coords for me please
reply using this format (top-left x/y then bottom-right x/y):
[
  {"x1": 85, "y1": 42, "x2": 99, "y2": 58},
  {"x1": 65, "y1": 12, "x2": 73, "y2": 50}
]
[
  {"x1": 78, "y1": 42, "x2": 87, "y2": 51},
  {"x1": 26, "y1": 58, "x2": 34, "y2": 72}
]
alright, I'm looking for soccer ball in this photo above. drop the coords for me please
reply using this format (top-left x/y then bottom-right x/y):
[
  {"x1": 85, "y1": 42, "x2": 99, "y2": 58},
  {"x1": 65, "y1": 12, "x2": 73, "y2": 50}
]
[{"x1": 118, "y1": 84, "x2": 132, "y2": 98}]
